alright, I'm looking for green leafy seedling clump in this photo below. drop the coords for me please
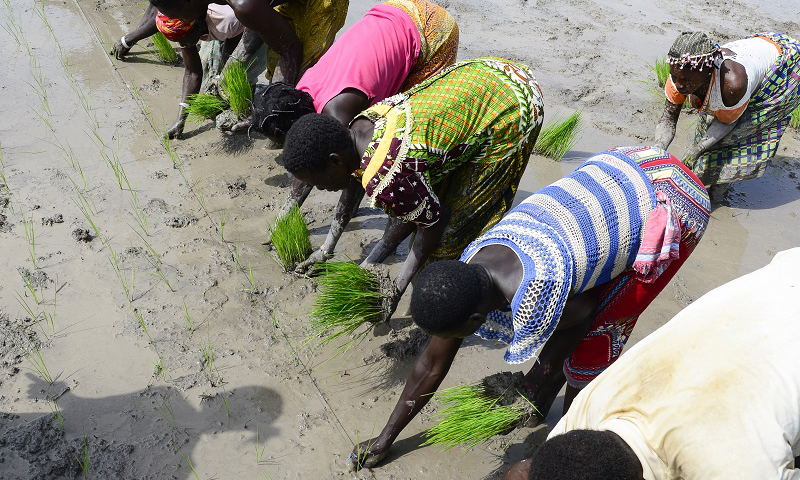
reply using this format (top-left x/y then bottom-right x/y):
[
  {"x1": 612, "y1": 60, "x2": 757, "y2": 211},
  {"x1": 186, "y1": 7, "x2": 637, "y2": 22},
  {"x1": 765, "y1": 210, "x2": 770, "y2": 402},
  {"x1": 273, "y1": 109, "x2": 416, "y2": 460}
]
[
  {"x1": 534, "y1": 110, "x2": 581, "y2": 161},
  {"x1": 269, "y1": 206, "x2": 312, "y2": 270},
  {"x1": 648, "y1": 57, "x2": 670, "y2": 88},
  {"x1": 309, "y1": 262, "x2": 386, "y2": 348},
  {"x1": 151, "y1": 32, "x2": 178, "y2": 64},
  {"x1": 222, "y1": 60, "x2": 252, "y2": 118},
  {"x1": 422, "y1": 381, "x2": 534, "y2": 449},
  {"x1": 790, "y1": 105, "x2": 800, "y2": 129},
  {"x1": 186, "y1": 93, "x2": 229, "y2": 121}
]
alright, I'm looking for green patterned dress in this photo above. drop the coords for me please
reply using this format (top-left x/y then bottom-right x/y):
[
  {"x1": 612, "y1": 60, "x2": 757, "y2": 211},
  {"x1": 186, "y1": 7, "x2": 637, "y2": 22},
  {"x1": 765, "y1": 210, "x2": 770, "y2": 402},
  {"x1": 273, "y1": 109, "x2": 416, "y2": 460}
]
[{"x1": 354, "y1": 57, "x2": 545, "y2": 261}]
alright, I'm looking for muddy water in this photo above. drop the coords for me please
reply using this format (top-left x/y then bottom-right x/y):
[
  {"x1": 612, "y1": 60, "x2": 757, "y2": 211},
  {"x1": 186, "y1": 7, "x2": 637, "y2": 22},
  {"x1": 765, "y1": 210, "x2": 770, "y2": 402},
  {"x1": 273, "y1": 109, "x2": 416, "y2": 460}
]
[{"x1": 0, "y1": 0, "x2": 798, "y2": 478}]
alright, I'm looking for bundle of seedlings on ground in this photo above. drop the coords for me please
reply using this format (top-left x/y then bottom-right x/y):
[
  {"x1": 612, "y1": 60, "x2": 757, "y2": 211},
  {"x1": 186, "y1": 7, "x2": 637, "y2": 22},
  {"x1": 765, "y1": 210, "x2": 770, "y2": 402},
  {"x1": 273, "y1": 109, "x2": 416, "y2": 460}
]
[
  {"x1": 221, "y1": 60, "x2": 252, "y2": 118},
  {"x1": 534, "y1": 110, "x2": 581, "y2": 161},
  {"x1": 150, "y1": 32, "x2": 178, "y2": 64},
  {"x1": 791, "y1": 105, "x2": 800, "y2": 129},
  {"x1": 308, "y1": 262, "x2": 391, "y2": 350},
  {"x1": 268, "y1": 205, "x2": 312, "y2": 270},
  {"x1": 186, "y1": 93, "x2": 229, "y2": 121},
  {"x1": 422, "y1": 372, "x2": 539, "y2": 449},
  {"x1": 648, "y1": 57, "x2": 670, "y2": 88}
]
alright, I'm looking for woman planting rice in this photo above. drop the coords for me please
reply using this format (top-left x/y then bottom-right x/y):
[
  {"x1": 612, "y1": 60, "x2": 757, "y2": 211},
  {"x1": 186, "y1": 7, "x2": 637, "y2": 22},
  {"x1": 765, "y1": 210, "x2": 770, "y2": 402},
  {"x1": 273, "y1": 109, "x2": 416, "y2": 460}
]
[
  {"x1": 277, "y1": 58, "x2": 544, "y2": 308},
  {"x1": 112, "y1": 5, "x2": 249, "y2": 138},
  {"x1": 654, "y1": 31, "x2": 800, "y2": 200},
  {"x1": 251, "y1": 0, "x2": 459, "y2": 217},
  {"x1": 348, "y1": 146, "x2": 711, "y2": 470}
]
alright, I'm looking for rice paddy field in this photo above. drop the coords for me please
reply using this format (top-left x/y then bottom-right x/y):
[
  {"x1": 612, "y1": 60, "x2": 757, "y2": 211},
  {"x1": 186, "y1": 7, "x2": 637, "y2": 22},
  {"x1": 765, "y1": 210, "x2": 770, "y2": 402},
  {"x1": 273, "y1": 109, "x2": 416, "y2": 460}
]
[{"x1": 0, "y1": 0, "x2": 798, "y2": 478}]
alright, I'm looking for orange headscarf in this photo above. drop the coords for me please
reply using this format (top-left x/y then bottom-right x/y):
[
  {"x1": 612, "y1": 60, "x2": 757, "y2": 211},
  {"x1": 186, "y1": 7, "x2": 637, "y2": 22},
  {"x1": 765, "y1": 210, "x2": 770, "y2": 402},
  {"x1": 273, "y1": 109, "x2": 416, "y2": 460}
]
[{"x1": 155, "y1": 11, "x2": 196, "y2": 41}]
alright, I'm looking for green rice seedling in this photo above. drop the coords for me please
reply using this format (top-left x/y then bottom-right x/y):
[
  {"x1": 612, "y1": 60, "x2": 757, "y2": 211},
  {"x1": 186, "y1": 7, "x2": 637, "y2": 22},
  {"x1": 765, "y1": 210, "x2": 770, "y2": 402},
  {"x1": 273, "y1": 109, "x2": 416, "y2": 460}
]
[
  {"x1": 43, "y1": 283, "x2": 56, "y2": 332},
  {"x1": 255, "y1": 426, "x2": 267, "y2": 464},
  {"x1": 23, "y1": 215, "x2": 37, "y2": 269},
  {"x1": 790, "y1": 105, "x2": 800, "y2": 129},
  {"x1": 186, "y1": 93, "x2": 228, "y2": 121},
  {"x1": 19, "y1": 270, "x2": 40, "y2": 305},
  {"x1": 135, "y1": 231, "x2": 174, "y2": 292},
  {"x1": 108, "y1": 243, "x2": 135, "y2": 302},
  {"x1": 19, "y1": 333, "x2": 54, "y2": 384},
  {"x1": 75, "y1": 432, "x2": 89, "y2": 477},
  {"x1": 154, "y1": 355, "x2": 167, "y2": 381},
  {"x1": 421, "y1": 384, "x2": 532, "y2": 449},
  {"x1": 151, "y1": 31, "x2": 178, "y2": 64},
  {"x1": 268, "y1": 206, "x2": 312, "y2": 270},
  {"x1": 132, "y1": 308, "x2": 153, "y2": 344},
  {"x1": 218, "y1": 211, "x2": 227, "y2": 242},
  {"x1": 72, "y1": 193, "x2": 100, "y2": 237},
  {"x1": 15, "y1": 293, "x2": 47, "y2": 337},
  {"x1": 49, "y1": 399, "x2": 64, "y2": 429},
  {"x1": 309, "y1": 262, "x2": 387, "y2": 348},
  {"x1": 129, "y1": 189, "x2": 150, "y2": 236},
  {"x1": 648, "y1": 57, "x2": 670, "y2": 88},
  {"x1": 244, "y1": 264, "x2": 257, "y2": 294},
  {"x1": 201, "y1": 331, "x2": 214, "y2": 375},
  {"x1": 534, "y1": 111, "x2": 581, "y2": 161},
  {"x1": 221, "y1": 60, "x2": 252, "y2": 118},
  {"x1": 175, "y1": 443, "x2": 201, "y2": 480},
  {"x1": 183, "y1": 298, "x2": 195, "y2": 332}
]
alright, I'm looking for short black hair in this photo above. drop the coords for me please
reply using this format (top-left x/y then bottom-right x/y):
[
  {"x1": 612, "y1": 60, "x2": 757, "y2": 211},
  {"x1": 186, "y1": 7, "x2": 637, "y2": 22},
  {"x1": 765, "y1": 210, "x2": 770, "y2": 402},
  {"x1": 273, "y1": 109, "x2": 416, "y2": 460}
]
[
  {"x1": 410, "y1": 260, "x2": 485, "y2": 333},
  {"x1": 528, "y1": 430, "x2": 640, "y2": 480},
  {"x1": 276, "y1": 113, "x2": 351, "y2": 174},
  {"x1": 252, "y1": 82, "x2": 315, "y2": 140}
]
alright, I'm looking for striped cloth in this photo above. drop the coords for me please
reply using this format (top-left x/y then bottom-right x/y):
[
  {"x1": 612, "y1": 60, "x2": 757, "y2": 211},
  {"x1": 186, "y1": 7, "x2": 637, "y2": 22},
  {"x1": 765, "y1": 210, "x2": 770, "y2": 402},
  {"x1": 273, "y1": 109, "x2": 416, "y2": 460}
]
[{"x1": 461, "y1": 148, "x2": 658, "y2": 364}]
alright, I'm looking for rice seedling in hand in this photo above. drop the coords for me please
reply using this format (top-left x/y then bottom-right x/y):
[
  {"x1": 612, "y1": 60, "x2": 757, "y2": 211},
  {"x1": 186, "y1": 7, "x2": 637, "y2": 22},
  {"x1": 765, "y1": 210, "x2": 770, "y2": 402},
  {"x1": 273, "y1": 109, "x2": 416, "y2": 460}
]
[
  {"x1": 422, "y1": 373, "x2": 538, "y2": 449},
  {"x1": 221, "y1": 60, "x2": 252, "y2": 118},
  {"x1": 268, "y1": 205, "x2": 312, "y2": 270},
  {"x1": 534, "y1": 110, "x2": 581, "y2": 161},
  {"x1": 308, "y1": 262, "x2": 389, "y2": 349},
  {"x1": 791, "y1": 105, "x2": 800, "y2": 129},
  {"x1": 151, "y1": 31, "x2": 178, "y2": 64},
  {"x1": 186, "y1": 93, "x2": 228, "y2": 121},
  {"x1": 648, "y1": 57, "x2": 670, "y2": 88}
]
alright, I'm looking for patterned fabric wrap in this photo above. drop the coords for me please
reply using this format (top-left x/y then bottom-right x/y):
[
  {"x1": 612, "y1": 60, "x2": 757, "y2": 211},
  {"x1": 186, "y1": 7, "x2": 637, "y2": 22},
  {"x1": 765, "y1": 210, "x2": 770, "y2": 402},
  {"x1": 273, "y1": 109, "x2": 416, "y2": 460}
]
[
  {"x1": 266, "y1": 0, "x2": 349, "y2": 80},
  {"x1": 155, "y1": 12, "x2": 195, "y2": 41},
  {"x1": 564, "y1": 146, "x2": 710, "y2": 387},
  {"x1": 385, "y1": 0, "x2": 459, "y2": 91},
  {"x1": 461, "y1": 146, "x2": 710, "y2": 366},
  {"x1": 632, "y1": 191, "x2": 681, "y2": 283},
  {"x1": 689, "y1": 32, "x2": 800, "y2": 185},
  {"x1": 355, "y1": 58, "x2": 544, "y2": 261}
]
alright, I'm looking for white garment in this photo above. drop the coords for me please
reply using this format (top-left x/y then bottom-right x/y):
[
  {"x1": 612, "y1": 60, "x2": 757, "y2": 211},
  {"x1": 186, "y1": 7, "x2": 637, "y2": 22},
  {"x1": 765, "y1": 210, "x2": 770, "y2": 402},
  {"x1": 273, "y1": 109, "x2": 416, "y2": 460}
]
[
  {"x1": 549, "y1": 247, "x2": 800, "y2": 480},
  {"x1": 708, "y1": 37, "x2": 781, "y2": 111},
  {"x1": 203, "y1": 4, "x2": 245, "y2": 42}
]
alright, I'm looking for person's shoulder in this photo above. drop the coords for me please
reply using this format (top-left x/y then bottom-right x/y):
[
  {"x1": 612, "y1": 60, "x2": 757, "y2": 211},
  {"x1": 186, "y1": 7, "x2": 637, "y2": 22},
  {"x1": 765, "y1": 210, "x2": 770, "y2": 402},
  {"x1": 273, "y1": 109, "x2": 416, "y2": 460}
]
[{"x1": 719, "y1": 58, "x2": 748, "y2": 107}]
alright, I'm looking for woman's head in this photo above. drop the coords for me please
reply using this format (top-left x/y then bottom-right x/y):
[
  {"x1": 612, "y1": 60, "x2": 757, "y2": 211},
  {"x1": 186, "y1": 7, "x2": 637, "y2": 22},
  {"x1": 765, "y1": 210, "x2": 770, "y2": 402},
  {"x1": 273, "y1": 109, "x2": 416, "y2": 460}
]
[
  {"x1": 410, "y1": 260, "x2": 490, "y2": 338},
  {"x1": 252, "y1": 83, "x2": 316, "y2": 141},
  {"x1": 528, "y1": 430, "x2": 643, "y2": 480},
  {"x1": 667, "y1": 31, "x2": 720, "y2": 94},
  {"x1": 277, "y1": 113, "x2": 355, "y2": 191}
]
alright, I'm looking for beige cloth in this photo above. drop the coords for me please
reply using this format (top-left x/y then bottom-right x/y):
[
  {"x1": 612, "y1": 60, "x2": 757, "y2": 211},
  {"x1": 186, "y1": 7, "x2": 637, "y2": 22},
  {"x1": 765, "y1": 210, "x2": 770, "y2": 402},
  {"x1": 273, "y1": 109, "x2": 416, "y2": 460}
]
[
  {"x1": 549, "y1": 248, "x2": 800, "y2": 480},
  {"x1": 202, "y1": 4, "x2": 245, "y2": 42}
]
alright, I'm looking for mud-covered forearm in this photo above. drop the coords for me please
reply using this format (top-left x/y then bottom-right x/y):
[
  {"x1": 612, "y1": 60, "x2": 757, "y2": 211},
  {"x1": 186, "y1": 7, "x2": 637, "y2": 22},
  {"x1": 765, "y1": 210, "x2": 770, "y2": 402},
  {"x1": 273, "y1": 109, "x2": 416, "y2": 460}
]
[
  {"x1": 123, "y1": 5, "x2": 159, "y2": 45},
  {"x1": 279, "y1": 178, "x2": 314, "y2": 214},
  {"x1": 318, "y1": 178, "x2": 365, "y2": 255},
  {"x1": 229, "y1": 28, "x2": 263, "y2": 65},
  {"x1": 362, "y1": 218, "x2": 416, "y2": 266},
  {"x1": 690, "y1": 117, "x2": 738, "y2": 156},
  {"x1": 654, "y1": 100, "x2": 682, "y2": 150}
]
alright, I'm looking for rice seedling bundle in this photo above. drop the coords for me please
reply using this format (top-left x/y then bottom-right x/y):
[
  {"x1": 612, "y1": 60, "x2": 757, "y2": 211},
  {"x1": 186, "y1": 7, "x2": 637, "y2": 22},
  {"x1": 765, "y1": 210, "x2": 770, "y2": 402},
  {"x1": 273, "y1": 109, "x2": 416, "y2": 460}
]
[
  {"x1": 268, "y1": 205, "x2": 312, "y2": 270},
  {"x1": 534, "y1": 110, "x2": 581, "y2": 161},
  {"x1": 309, "y1": 262, "x2": 389, "y2": 347},
  {"x1": 422, "y1": 372, "x2": 537, "y2": 449},
  {"x1": 791, "y1": 106, "x2": 800, "y2": 129},
  {"x1": 648, "y1": 57, "x2": 670, "y2": 88},
  {"x1": 186, "y1": 94, "x2": 229, "y2": 121},
  {"x1": 221, "y1": 60, "x2": 252, "y2": 118},
  {"x1": 151, "y1": 32, "x2": 178, "y2": 64}
]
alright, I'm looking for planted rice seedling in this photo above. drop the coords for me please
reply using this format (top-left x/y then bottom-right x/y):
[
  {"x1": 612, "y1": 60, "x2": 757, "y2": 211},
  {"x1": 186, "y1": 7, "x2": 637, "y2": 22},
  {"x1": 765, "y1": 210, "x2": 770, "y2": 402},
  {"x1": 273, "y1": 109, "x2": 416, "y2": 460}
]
[
  {"x1": 186, "y1": 93, "x2": 228, "y2": 121},
  {"x1": 269, "y1": 206, "x2": 312, "y2": 270},
  {"x1": 151, "y1": 31, "x2": 178, "y2": 64},
  {"x1": 182, "y1": 298, "x2": 195, "y2": 332},
  {"x1": 23, "y1": 214, "x2": 37, "y2": 269},
  {"x1": 534, "y1": 110, "x2": 581, "y2": 161},
  {"x1": 648, "y1": 57, "x2": 670, "y2": 88},
  {"x1": 75, "y1": 432, "x2": 89, "y2": 477},
  {"x1": 222, "y1": 60, "x2": 252, "y2": 118},
  {"x1": 309, "y1": 262, "x2": 388, "y2": 348},
  {"x1": 422, "y1": 382, "x2": 534, "y2": 449},
  {"x1": 791, "y1": 105, "x2": 800, "y2": 129}
]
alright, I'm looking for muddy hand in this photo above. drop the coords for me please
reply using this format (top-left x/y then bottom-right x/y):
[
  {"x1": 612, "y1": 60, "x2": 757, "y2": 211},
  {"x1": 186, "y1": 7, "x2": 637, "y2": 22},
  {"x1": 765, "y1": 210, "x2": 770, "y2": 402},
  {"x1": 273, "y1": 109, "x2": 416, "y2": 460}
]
[
  {"x1": 348, "y1": 437, "x2": 390, "y2": 472},
  {"x1": 294, "y1": 249, "x2": 329, "y2": 275},
  {"x1": 166, "y1": 119, "x2": 185, "y2": 140},
  {"x1": 230, "y1": 117, "x2": 252, "y2": 133},
  {"x1": 111, "y1": 39, "x2": 131, "y2": 60}
]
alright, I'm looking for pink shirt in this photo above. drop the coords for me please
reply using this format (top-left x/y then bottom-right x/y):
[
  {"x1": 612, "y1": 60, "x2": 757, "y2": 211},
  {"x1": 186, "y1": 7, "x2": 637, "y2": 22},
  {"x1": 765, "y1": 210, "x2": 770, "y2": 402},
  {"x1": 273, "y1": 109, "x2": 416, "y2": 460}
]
[{"x1": 296, "y1": 4, "x2": 421, "y2": 113}]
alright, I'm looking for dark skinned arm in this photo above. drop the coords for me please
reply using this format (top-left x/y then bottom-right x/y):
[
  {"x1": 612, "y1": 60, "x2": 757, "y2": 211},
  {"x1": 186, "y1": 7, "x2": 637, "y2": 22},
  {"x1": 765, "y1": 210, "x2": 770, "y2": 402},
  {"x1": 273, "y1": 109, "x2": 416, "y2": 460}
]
[
  {"x1": 653, "y1": 99, "x2": 682, "y2": 151},
  {"x1": 166, "y1": 44, "x2": 203, "y2": 139},
  {"x1": 225, "y1": 0, "x2": 303, "y2": 84},
  {"x1": 349, "y1": 336, "x2": 464, "y2": 470},
  {"x1": 111, "y1": 5, "x2": 158, "y2": 60}
]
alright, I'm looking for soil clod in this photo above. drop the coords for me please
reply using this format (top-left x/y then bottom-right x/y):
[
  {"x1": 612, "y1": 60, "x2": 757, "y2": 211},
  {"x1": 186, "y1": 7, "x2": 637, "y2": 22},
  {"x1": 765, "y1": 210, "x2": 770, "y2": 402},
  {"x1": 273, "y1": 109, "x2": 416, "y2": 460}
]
[{"x1": 71, "y1": 228, "x2": 94, "y2": 243}]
